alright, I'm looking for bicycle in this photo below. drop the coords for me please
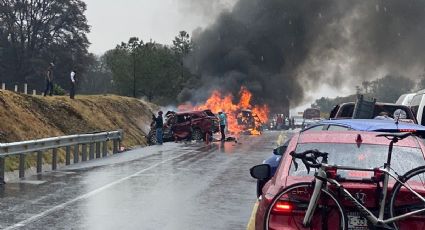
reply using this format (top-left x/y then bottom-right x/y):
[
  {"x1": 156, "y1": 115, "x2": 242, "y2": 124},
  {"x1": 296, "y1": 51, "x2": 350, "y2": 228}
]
[{"x1": 264, "y1": 132, "x2": 425, "y2": 229}]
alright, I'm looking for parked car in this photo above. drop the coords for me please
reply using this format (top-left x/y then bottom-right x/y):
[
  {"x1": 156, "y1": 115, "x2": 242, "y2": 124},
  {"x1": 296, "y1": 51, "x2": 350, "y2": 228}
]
[
  {"x1": 292, "y1": 116, "x2": 304, "y2": 129},
  {"x1": 396, "y1": 93, "x2": 415, "y2": 106},
  {"x1": 147, "y1": 110, "x2": 219, "y2": 145},
  {"x1": 256, "y1": 119, "x2": 425, "y2": 197},
  {"x1": 409, "y1": 89, "x2": 425, "y2": 125},
  {"x1": 329, "y1": 102, "x2": 417, "y2": 123},
  {"x1": 251, "y1": 130, "x2": 425, "y2": 229}
]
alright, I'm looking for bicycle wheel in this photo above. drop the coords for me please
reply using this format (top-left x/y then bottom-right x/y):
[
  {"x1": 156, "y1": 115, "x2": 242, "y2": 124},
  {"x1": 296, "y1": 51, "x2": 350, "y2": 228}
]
[
  {"x1": 390, "y1": 166, "x2": 425, "y2": 230},
  {"x1": 264, "y1": 182, "x2": 347, "y2": 230}
]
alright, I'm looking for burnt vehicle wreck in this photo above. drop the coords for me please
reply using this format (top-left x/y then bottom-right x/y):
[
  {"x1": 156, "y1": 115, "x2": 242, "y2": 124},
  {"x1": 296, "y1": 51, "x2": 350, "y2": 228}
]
[
  {"x1": 236, "y1": 109, "x2": 263, "y2": 135},
  {"x1": 147, "y1": 110, "x2": 220, "y2": 145}
]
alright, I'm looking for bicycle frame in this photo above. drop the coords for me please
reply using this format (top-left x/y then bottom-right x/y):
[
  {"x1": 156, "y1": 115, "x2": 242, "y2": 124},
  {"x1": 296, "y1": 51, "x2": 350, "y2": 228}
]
[{"x1": 303, "y1": 163, "x2": 425, "y2": 227}]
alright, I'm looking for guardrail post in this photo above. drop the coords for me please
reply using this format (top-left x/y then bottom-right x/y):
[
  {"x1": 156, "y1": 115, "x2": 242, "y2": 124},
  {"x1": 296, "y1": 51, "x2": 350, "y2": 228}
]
[
  {"x1": 82, "y1": 144, "x2": 87, "y2": 161},
  {"x1": 52, "y1": 148, "x2": 58, "y2": 170},
  {"x1": 66, "y1": 146, "x2": 71, "y2": 165},
  {"x1": 73, "y1": 144, "x2": 79, "y2": 163},
  {"x1": 24, "y1": 83, "x2": 28, "y2": 94},
  {"x1": 32, "y1": 90, "x2": 36, "y2": 96},
  {"x1": 102, "y1": 141, "x2": 107, "y2": 157},
  {"x1": 36, "y1": 151, "x2": 42, "y2": 173},
  {"x1": 89, "y1": 143, "x2": 95, "y2": 160},
  {"x1": 1, "y1": 83, "x2": 5, "y2": 90},
  {"x1": 113, "y1": 140, "x2": 118, "y2": 154},
  {"x1": 96, "y1": 142, "x2": 101, "y2": 158},
  {"x1": 0, "y1": 157, "x2": 5, "y2": 184},
  {"x1": 19, "y1": 154, "x2": 25, "y2": 178},
  {"x1": 14, "y1": 85, "x2": 18, "y2": 92}
]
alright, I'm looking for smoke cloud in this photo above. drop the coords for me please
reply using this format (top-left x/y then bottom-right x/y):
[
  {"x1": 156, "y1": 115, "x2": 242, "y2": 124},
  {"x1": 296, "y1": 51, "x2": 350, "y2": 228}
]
[{"x1": 180, "y1": 0, "x2": 425, "y2": 112}]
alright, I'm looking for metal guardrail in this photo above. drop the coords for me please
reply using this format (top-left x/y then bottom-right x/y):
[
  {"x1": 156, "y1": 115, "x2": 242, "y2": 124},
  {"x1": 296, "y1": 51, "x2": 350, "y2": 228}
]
[{"x1": 0, "y1": 130, "x2": 123, "y2": 183}]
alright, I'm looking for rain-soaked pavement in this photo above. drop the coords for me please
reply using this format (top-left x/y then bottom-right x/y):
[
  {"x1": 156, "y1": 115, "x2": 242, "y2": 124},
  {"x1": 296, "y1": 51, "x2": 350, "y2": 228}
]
[{"x1": 0, "y1": 131, "x2": 292, "y2": 230}]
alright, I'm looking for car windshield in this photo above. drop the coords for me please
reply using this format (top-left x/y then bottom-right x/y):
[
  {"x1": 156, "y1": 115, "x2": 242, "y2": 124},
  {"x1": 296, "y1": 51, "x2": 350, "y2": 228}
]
[{"x1": 290, "y1": 143, "x2": 425, "y2": 178}]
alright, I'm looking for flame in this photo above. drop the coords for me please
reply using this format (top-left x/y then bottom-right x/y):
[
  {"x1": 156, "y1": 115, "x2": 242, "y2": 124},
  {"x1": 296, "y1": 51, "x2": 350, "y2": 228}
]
[{"x1": 178, "y1": 86, "x2": 270, "y2": 135}]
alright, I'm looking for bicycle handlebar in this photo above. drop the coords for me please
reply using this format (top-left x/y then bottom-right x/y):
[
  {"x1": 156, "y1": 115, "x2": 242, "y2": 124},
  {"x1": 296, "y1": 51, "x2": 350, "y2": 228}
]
[{"x1": 290, "y1": 150, "x2": 329, "y2": 171}]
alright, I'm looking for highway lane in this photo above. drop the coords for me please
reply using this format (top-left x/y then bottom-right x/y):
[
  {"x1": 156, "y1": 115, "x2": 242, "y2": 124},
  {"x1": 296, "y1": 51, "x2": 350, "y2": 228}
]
[{"x1": 0, "y1": 131, "x2": 288, "y2": 230}]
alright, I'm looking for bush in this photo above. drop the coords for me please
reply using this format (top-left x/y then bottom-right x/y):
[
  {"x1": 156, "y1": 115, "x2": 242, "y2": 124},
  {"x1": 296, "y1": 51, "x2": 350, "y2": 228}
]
[{"x1": 53, "y1": 84, "x2": 66, "y2": 96}]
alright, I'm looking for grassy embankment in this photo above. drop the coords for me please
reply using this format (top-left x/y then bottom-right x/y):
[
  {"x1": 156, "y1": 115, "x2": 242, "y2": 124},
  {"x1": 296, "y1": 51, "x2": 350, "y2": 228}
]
[{"x1": 0, "y1": 90, "x2": 157, "y2": 171}]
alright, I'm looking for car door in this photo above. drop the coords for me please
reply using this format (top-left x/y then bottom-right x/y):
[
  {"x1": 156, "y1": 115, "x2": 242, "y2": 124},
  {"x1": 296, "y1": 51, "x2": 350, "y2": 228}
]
[{"x1": 173, "y1": 114, "x2": 192, "y2": 138}]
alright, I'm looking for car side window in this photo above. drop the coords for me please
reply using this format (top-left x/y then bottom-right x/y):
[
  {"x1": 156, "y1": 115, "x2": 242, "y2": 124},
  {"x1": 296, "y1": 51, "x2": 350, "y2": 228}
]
[
  {"x1": 340, "y1": 104, "x2": 355, "y2": 118},
  {"x1": 410, "y1": 95, "x2": 422, "y2": 117},
  {"x1": 192, "y1": 114, "x2": 201, "y2": 119},
  {"x1": 327, "y1": 125, "x2": 350, "y2": 131},
  {"x1": 329, "y1": 105, "x2": 339, "y2": 118},
  {"x1": 422, "y1": 106, "x2": 425, "y2": 125},
  {"x1": 177, "y1": 115, "x2": 188, "y2": 123}
]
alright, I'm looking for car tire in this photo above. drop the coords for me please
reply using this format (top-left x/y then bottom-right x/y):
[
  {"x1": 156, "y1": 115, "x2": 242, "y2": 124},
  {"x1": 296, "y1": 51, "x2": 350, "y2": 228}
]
[
  {"x1": 148, "y1": 133, "x2": 157, "y2": 145},
  {"x1": 192, "y1": 128, "x2": 203, "y2": 141}
]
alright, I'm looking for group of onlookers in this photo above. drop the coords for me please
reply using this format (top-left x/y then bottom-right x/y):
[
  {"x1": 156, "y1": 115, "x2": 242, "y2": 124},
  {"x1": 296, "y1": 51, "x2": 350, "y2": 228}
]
[{"x1": 43, "y1": 62, "x2": 77, "y2": 99}]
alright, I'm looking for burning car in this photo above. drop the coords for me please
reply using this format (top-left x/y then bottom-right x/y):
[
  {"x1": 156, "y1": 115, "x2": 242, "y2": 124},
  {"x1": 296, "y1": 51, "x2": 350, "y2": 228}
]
[
  {"x1": 236, "y1": 109, "x2": 263, "y2": 135},
  {"x1": 147, "y1": 110, "x2": 219, "y2": 145}
]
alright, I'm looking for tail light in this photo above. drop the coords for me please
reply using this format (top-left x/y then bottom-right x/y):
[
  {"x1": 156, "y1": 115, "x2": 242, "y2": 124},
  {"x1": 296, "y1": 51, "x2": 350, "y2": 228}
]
[
  {"x1": 398, "y1": 129, "x2": 416, "y2": 133},
  {"x1": 271, "y1": 201, "x2": 293, "y2": 214}
]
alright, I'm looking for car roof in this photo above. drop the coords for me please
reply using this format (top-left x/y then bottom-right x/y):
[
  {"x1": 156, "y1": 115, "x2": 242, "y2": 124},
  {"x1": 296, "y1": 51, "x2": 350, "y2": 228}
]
[
  {"x1": 176, "y1": 110, "x2": 205, "y2": 115},
  {"x1": 314, "y1": 119, "x2": 425, "y2": 132},
  {"x1": 297, "y1": 130, "x2": 420, "y2": 147},
  {"x1": 339, "y1": 102, "x2": 410, "y2": 107}
]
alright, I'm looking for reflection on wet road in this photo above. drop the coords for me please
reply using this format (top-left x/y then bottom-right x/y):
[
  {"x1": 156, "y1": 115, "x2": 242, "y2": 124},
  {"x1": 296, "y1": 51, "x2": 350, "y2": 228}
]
[{"x1": 0, "y1": 131, "x2": 286, "y2": 230}]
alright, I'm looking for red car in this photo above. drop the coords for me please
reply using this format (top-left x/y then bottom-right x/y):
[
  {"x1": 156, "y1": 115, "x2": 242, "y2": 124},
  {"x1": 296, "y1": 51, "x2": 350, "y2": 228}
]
[{"x1": 252, "y1": 131, "x2": 425, "y2": 230}]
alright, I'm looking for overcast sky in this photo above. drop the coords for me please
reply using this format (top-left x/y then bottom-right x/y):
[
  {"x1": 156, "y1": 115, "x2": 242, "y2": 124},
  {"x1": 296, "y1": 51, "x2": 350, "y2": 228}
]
[
  {"x1": 84, "y1": 0, "x2": 235, "y2": 54},
  {"x1": 83, "y1": 0, "x2": 353, "y2": 110}
]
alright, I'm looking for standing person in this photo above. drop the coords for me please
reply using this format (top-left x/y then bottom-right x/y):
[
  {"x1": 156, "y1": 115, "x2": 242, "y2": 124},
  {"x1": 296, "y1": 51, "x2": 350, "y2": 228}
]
[
  {"x1": 44, "y1": 63, "x2": 54, "y2": 96},
  {"x1": 152, "y1": 111, "x2": 164, "y2": 145},
  {"x1": 218, "y1": 111, "x2": 226, "y2": 141},
  {"x1": 70, "y1": 70, "x2": 76, "y2": 99}
]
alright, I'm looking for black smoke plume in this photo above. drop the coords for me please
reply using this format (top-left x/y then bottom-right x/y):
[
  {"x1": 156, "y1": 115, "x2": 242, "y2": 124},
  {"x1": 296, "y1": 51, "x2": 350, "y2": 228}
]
[{"x1": 180, "y1": 0, "x2": 425, "y2": 112}]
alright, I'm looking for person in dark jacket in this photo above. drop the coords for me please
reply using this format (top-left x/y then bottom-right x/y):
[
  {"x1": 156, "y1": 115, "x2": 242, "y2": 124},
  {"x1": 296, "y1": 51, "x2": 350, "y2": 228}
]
[
  {"x1": 44, "y1": 63, "x2": 54, "y2": 96},
  {"x1": 152, "y1": 111, "x2": 164, "y2": 145}
]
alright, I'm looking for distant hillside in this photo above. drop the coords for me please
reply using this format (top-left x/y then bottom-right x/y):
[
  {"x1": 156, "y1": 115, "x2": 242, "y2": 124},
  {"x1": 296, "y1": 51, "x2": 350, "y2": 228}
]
[{"x1": 0, "y1": 90, "x2": 158, "y2": 170}]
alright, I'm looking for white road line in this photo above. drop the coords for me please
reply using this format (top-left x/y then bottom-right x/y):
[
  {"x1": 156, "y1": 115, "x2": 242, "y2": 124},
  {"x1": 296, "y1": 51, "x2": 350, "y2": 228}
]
[{"x1": 4, "y1": 147, "x2": 210, "y2": 230}]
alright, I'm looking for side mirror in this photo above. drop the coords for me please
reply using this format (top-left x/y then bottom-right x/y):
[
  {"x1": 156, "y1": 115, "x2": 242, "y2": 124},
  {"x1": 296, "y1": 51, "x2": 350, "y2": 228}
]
[{"x1": 250, "y1": 164, "x2": 271, "y2": 180}]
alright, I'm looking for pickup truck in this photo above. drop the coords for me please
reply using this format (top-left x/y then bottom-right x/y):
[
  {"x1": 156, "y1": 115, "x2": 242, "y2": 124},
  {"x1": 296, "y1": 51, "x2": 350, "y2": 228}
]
[{"x1": 329, "y1": 102, "x2": 417, "y2": 123}]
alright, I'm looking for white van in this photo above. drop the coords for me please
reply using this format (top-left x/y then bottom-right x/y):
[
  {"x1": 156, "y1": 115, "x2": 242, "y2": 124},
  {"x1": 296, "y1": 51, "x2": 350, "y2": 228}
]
[
  {"x1": 410, "y1": 90, "x2": 425, "y2": 125},
  {"x1": 396, "y1": 93, "x2": 415, "y2": 105}
]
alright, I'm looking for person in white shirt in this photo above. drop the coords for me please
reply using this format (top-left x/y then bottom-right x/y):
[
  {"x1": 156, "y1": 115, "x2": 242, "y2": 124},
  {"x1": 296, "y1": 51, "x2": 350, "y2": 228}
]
[{"x1": 70, "y1": 70, "x2": 76, "y2": 99}]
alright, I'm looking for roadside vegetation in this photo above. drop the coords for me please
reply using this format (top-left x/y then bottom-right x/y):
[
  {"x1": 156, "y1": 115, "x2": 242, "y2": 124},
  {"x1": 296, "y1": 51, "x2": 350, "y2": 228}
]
[
  {"x1": 0, "y1": 90, "x2": 157, "y2": 170},
  {"x1": 312, "y1": 75, "x2": 420, "y2": 113}
]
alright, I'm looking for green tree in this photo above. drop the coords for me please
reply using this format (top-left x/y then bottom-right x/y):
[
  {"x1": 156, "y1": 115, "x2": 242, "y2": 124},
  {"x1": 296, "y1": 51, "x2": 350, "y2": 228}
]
[
  {"x1": 105, "y1": 32, "x2": 195, "y2": 105},
  {"x1": 0, "y1": 0, "x2": 91, "y2": 91},
  {"x1": 79, "y1": 54, "x2": 113, "y2": 94},
  {"x1": 172, "y1": 31, "x2": 192, "y2": 56},
  {"x1": 369, "y1": 75, "x2": 414, "y2": 103}
]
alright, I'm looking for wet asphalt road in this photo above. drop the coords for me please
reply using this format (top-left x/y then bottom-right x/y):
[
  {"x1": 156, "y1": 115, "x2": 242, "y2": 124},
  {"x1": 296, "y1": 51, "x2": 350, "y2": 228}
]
[{"x1": 0, "y1": 131, "x2": 288, "y2": 230}]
